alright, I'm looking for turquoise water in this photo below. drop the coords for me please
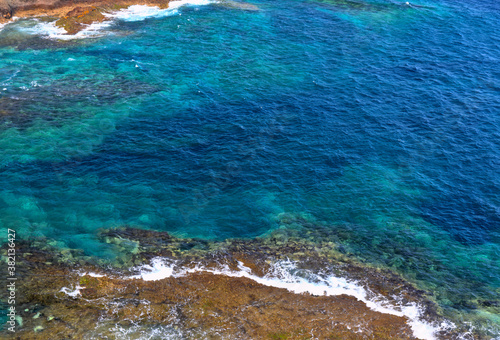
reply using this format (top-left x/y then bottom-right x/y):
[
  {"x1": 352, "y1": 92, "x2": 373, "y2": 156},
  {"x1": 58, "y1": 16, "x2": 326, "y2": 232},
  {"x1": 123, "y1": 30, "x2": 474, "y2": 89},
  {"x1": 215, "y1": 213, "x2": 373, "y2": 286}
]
[{"x1": 0, "y1": 0, "x2": 499, "y2": 335}]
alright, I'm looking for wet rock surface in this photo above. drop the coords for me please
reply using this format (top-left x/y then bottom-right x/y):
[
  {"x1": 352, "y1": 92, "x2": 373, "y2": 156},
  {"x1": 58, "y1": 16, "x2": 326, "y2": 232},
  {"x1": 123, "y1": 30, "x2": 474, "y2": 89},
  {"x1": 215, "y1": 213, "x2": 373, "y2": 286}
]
[
  {"x1": 55, "y1": 6, "x2": 107, "y2": 35},
  {"x1": 0, "y1": 0, "x2": 170, "y2": 33},
  {"x1": 0, "y1": 0, "x2": 260, "y2": 34},
  {"x1": 0, "y1": 224, "x2": 477, "y2": 339}
]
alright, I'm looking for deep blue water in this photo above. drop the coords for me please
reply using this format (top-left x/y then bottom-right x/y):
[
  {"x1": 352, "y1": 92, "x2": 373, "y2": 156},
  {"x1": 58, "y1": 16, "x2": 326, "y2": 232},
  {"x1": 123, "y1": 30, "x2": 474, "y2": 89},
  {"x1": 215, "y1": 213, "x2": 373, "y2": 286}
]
[{"x1": 0, "y1": 0, "x2": 499, "y2": 335}]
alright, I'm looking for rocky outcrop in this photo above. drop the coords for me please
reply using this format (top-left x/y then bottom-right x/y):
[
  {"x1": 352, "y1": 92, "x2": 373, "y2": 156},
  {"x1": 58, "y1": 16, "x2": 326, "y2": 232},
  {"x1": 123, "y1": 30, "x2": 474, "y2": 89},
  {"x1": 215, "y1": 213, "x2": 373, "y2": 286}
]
[
  {"x1": 0, "y1": 225, "x2": 476, "y2": 339},
  {"x1": 55, "y1": 6, "x2": 107, "y2": 34},
  {"x1": 0, "y1": 2, "x2": 12, "y2": 19},
  {"x1": 1, "y1": 0, "x2": 106, "y2": 15},
  {"x1": 0, "y1": 0, "x2": 170, "y2": 30},
  {"x1": 0, "y1": 0, "x2": 260, "y2": 33}
]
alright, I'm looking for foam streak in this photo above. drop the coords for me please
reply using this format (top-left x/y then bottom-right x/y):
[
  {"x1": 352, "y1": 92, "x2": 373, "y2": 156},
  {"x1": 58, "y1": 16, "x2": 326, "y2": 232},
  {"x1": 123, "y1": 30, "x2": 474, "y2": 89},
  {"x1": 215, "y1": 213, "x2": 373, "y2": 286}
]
[{"x1": 132, "y1": 257, "x2": 445, "y2": 340}]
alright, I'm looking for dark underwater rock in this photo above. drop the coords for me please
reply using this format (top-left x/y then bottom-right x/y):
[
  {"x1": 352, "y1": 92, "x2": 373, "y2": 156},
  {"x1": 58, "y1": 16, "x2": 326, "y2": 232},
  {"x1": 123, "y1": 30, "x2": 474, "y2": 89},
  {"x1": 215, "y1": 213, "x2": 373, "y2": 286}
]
[{"x1": 217, "y1": 0, "x2": 259, "y2": 11}]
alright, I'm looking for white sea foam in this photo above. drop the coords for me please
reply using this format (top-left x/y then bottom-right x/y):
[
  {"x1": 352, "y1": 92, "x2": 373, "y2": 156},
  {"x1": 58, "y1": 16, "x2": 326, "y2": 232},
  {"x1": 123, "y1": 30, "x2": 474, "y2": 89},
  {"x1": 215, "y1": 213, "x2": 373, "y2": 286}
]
[
  {"x1": 60, "y1": 285, "x2": 85, "y2": 297},
  {"x1": 84, "y1": 272, "x2": 105, "y2": 277},
  {"x1": 131, "y1": 257, "x2": 446, "y2": 340},
  {"x1": 0, "y1": 17, "x2": 20, "y2": 32},
  {"x1": 130, "y1": 257, "x2": 175, "y2": 280},
  {"x1": 105, "y1": 4, "x2": 179, "y2": 21},
  {"x1": 21, "y1": 19, "x2": 112, "y2": 40},
  {"x1": 105, "y1": 0, "x2": 213, "y2": 21}
]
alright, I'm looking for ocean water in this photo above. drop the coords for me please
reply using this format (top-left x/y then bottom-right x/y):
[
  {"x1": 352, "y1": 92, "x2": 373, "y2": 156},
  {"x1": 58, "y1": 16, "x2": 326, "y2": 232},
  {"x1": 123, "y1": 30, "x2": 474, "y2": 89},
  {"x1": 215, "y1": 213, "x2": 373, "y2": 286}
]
[{"x1": 0, "y1": 0, "x2": 499, "y2": 337}]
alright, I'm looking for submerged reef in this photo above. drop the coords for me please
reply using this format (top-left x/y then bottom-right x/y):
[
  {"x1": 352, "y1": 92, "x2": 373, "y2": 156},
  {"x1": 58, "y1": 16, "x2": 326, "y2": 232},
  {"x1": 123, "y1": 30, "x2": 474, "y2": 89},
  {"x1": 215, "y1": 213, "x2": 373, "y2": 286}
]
[{"x1": 0, "y1": 222, "x2": 480, "y2": 339}]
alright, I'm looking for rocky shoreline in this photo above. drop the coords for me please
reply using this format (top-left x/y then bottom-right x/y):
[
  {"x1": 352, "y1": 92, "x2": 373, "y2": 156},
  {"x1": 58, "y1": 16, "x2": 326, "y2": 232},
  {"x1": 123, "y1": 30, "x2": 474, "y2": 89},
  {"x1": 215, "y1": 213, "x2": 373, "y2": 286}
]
[
  {"x1": 0, "y1": 0, "x2": 168, "y2": 22},
  {"x1": 0, "y1": 225, "x2": 480, "y2": 339},
  {"x1": 0, "y1": 0, "x2": 174, "y2": 35},
  {"x1": 0, "y1": 0, "x2": 258, "y2": 34}
]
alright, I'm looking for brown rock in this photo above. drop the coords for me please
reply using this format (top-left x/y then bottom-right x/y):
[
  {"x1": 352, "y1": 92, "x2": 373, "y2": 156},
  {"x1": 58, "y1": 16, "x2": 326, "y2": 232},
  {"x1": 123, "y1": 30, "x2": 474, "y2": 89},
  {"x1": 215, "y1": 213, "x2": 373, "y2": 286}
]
[
  {"x1": 0, "y1": 2, "x2": 12, "y2": 19},
  {"x1": 0, "y1": 232, "x2": 481, "y2": 339},
  {"x1": 55, "y1": 6, "x2": 106, "y2": 35}
]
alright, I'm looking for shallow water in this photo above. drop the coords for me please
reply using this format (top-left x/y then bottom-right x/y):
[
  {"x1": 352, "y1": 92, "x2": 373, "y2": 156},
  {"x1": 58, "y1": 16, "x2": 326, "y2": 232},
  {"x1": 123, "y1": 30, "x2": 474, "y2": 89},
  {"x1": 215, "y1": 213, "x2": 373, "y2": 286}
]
[{"x1": 0, "y1": 0, "x2": 499, "y2": 336}]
